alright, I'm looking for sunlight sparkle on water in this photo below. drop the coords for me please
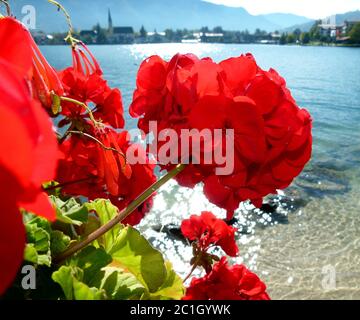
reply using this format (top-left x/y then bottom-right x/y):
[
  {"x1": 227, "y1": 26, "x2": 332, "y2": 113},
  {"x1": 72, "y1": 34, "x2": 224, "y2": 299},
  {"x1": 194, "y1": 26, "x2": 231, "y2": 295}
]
[{"x1": 129, "y1": 43, "x2": 222, "y2": 61}]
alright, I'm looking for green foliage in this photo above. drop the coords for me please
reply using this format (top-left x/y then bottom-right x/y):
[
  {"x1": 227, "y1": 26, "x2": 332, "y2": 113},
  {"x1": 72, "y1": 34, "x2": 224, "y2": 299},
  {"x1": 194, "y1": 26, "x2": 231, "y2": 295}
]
[
  {"x1": 25, "y1": 217, "x2": 52, "y2": 266},
  {"x1": 279, "y1": 34, "x2": 287, "y2": 45},
  {"x1": 309, "y1": 20, "x2": 321, "y2": 41},
  {"x1": 85, "y1": 199, "x2": 122, "y2": 250},
  {"x1": 17, "y1": 197, "x2": 185, "y2": 300},
  {"x1": 349, "y1": 22, "x2": 360, "y2": 44},
  {"x1": 52, "y1": 265, "x2": 107, "y2": 300},
  {"x1": 51, "y1": 227, "x2": 184, "y2": 300},
  {"x1": 50, "y1": 196, "x2": 89, "y2": 226},
  {"x1": 50, "y1": 230, "x2": 71, "y2": 256},
  {"x1": 286, "y1": 33, "x2": 296, "y2": 44},
  {"x1": 109, "y1": 226, "x2": 166, "y2": 292},
  {"x1": 300, "y1": 32, "x2": 310, "y2": 44},
  {"x1": 140, "y1": 25, "x2": 147, "y2": 38}
]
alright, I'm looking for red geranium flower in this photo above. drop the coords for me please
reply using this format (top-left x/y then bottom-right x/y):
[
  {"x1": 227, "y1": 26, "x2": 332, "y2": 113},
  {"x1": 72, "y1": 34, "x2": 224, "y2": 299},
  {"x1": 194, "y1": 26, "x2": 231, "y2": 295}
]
[
  {"x1": 181, "y1": 211, "x2": 238, "y2": 257},
  {"x1": 57, "y1": 125, "x2": 130, "y2": 197},
  {"x1": 58, "y1": 42, "x2": 125, "y2": 129},
  {"x1": 130, "y1": 53, "x2": 312, "y2": 219},
  {"x1": 30, "y1": 34, "x2": 64, "y2": 111},
  {"x1": 0, "y1": 18, "x2": 58, "y2": 294},
  {"x1": 57, "y1": 127, "x2": 156, "y2": 226},
  {"x1": 183, "y1": 257, "x2": 270, "y2": 300}
]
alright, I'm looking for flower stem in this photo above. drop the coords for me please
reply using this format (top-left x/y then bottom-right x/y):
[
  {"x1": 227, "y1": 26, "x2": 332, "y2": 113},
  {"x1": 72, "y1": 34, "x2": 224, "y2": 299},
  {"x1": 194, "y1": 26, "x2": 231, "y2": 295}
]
[
  {"x1": 47, "y1": 0, "x2": 78, "y2": 46},
  {"x1": 42, "y1": 177, "x2": 95, "y2": 191},
  {"x1": 54, "y1": 164, "x2": 187, "y2": 263},
  {"x1": 0, "y1": 0, "x2": 11, "y2": 15},
  {"x1": 59, "y1": 96, "x2": 99, "y2": 126},
  {"x1": 67, "y1": 131, "x2": 126, "y2": 161},
  {"x1": 183, "y1": 263, "x2": 198, "y2": 283}
]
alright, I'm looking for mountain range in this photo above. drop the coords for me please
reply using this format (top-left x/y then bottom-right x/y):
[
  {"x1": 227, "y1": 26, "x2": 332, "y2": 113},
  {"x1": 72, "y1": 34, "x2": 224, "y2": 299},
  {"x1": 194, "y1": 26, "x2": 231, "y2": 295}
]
[
  {"x1": 6, "y1": 0, "x2": 311, "y2": 32},
  {"x1": 285, "y1": 10, "x2": 360, "y2": 32}
]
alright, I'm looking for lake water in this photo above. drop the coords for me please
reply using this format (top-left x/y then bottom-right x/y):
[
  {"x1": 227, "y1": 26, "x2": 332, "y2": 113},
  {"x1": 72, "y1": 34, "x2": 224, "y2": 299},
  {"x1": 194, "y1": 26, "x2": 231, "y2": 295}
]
[{"x1": 42, "y1": 43, "x2": 360, "y2": 300}]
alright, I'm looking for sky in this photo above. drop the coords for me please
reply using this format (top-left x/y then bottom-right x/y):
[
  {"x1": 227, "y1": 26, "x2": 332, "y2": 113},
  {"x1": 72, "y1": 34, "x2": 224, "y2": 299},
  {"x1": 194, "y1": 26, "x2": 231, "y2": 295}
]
[{"x1": 204, "y1": 0, "x2": 360, "y2": 19}]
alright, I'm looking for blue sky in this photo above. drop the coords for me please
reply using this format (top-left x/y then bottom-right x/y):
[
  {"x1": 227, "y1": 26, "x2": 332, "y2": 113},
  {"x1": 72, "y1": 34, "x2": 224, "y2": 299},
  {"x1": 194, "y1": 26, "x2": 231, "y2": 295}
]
[{"x1": 204, "y1": 0, "x2": 360, "y2": 19}]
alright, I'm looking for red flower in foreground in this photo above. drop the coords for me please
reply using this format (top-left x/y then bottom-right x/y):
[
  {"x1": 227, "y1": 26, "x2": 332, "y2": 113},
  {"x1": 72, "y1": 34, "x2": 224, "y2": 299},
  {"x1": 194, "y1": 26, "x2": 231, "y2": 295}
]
[
  {"x1": 183, "y1": 257, "x2": 270, "y2": 300},
  {"x1": 0, "y1": 17, "x2": 64, "y2": 111},
  {"x1": 0, "y1": 18, "x2": 58, "y2": 294},
  {"x1": 130, "y1": 53, "x2": 312, "y2": 219},
  {"x1": 181, "y1": 211, "x2": 238, "y2": 257}
]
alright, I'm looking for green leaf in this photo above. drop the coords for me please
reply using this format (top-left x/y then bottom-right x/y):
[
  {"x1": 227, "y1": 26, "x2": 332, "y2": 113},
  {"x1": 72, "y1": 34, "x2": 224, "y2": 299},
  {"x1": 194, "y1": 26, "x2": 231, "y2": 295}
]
[
  {"x1": 50, "y1": 231, "x2": 71, "y2": 256},
  {"x1": 109, "y1": 226, "x2": 167, "y2": 293},
  {"x1": 52, "y1": 266, "x2": 80, "y2": 300},
  {"x1": 26, "y1": 215, "x2": 51, "y2": 234},
  {"x1": 50, "y1": 196, "x2": 88, "y2": 226},
  {"x1": 73, "y1": 279, "x2": 105, "y2": 300},
  {"x1": 26, "y1": 224, "x2": 50, "y2": 252},
  {"x1": 148, "y1": 261, "x2": 185, "y2": 300},
  {"x1": 52, "y1": 265, "x2": 106, "y2": 300},
  {"x1": 37, "y1": 254, "x2": 52, "y2": 266},
  {"x1": 82, "y1": 213, "x2": 101, "y2": 237},
  {"x1": 25, "y1": 221, "x2": 51, "y2": 266},
  {"x1": 99, "y1": 267, "x2": 146, "y2": 300},
  {"x1": 69, "y1": 246, "x2": 112, "y2": 285},
  {"x1": 24, "y1": 244, "x2": 38, "y2": 264},
  {"x1": 85, "y1": 199, "x2": 122, "y2": 251}
]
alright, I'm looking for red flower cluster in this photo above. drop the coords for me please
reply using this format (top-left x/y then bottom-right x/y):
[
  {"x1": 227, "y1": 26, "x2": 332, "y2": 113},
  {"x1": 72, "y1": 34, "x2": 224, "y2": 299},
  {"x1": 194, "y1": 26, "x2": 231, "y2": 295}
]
[
  {"x1": 181, "y1": 213, "x2": 269, "y2": 300},
  {"x1": 181, "y1": 211, "x2": 238, "y2": 257},
  {"x1": 0, "y1": 18, "x2": 59, "y2": 294},
  {"x1": 53, "y1": 40, "x2": 156, "y2": 225},
  {"x1": 130, "y1": 53, "x2": 312, "y2": 219},
  {"x1": 183, "y1": 257, "x2": 270, "y2": 300},
  {"x1": 57, "y1": 126, "x2": 156, "y2": 225},
  {"x1": 58, "y1": 42, "x2": 125, "y2": 128}
]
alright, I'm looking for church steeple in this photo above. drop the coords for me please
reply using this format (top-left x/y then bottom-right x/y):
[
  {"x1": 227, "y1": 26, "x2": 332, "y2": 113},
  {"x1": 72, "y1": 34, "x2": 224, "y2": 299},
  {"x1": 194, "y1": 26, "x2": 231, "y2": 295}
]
[{"x1": 108, "y1": 8, "x2": 113, "y2": 34}]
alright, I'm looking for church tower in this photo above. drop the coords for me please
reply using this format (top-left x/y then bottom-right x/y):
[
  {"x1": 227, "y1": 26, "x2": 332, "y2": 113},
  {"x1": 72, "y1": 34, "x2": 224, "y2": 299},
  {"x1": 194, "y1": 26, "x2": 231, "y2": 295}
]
[{"x1": 108, "y1": 8, "x2": 113, "y2": 34}]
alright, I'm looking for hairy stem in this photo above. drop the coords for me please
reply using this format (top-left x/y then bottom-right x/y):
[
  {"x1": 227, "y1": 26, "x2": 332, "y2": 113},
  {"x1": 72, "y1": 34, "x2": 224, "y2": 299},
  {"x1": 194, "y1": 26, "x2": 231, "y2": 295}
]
[
  {"x1": 59, "y1": 96, "x2": 99, "y2": 126},
  {"x1": 183, "y1": 263, "x2": 198, "y2": 283},
  {"x1": 54, "y1": 164, "x2": 187, "y2": 262},
  {"x1": 47, "y1": 0, "x2": 77, "y2": 46},
  {"x1": 68, "y1": 131, "x2": 126, "y2": 161},
  {"x1": 0, "y1": 0, "x2": 10, "y2": 15},
  {"x1": 42, "y1": 177, "x2": 95, "y2": 191}
]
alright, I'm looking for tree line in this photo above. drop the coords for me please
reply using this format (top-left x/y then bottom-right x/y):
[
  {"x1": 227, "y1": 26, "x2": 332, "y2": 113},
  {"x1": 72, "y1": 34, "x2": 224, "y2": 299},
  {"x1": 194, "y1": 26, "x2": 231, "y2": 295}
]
[
  {"x1": 279, "y1": 21, "x2": 360, "y2": 45},
  {"x1": 33, "y1": 21, "x2": 360, "y2": 45}
]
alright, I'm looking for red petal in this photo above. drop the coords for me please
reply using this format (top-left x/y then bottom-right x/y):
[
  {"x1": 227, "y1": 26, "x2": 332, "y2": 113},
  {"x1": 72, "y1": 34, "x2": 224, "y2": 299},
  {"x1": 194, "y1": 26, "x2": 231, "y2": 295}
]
[
  {"x1": 220, "y1": 54, "x2": 258, "y2": 96},
  {"x1": 30, "y1": 100, "x2": 59, "y2": 185},
  {"x1": 0, "y1": 18, "x2": 32, "y2": 76},
  {"x1": 181, "y1": 215, "x2": 207, "y2": 241},
  {"x1": 19, "y1": 190, "x2": 56, "y2": 221},
  {"x1": 246, "y1": 72, "x2": 283, "y2": 115},
  {"x1": 0, "y1": 97, "x2": 33, "y2": 186},
  {"x1": 0, "y1": 203, "x2": 25, "y2": 295},
  {"x1": 137, "y1": 55, "x2": 167, "y2": 90}
]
